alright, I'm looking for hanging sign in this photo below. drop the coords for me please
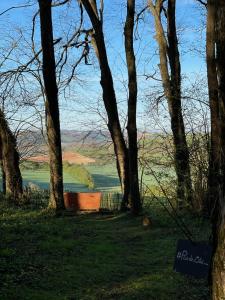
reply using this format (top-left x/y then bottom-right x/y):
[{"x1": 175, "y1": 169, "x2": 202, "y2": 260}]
[{"x1": 174, "y1": 239, "x2": 213, "y2": 278}]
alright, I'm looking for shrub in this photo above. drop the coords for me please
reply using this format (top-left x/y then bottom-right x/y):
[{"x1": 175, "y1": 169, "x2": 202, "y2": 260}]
[
  {"x1": 63, "y1": 163, "x2": 95, "y2": 189},
  {"x1": 21, "y1": 188, "x2": 49, "y2": 208}
]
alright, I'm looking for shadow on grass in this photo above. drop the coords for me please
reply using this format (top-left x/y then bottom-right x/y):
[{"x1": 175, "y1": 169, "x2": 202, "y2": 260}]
[
  {"x1": 22, "y1": 178, "x2": 90, "y2": 192},
  {"x1": 0, "y1": 204, "x2": 210, "y2": 300},
  {"x1": 91, "y1": 173, "x2": 120, "y2": 191}
]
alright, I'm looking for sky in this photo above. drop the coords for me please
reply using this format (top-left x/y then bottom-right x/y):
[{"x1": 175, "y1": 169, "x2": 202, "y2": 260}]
[{"x1": 0, "y1": 0, "x2": 207, "y2": 132}]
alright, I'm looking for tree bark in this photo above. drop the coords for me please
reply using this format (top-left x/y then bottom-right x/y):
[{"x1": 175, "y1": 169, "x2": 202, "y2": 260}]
[
  {"x1": 124, "y1": 0, "x2": 142, "y2": 214},
  {"x1": 80, "y1": 0, "x2": 130, "y2": 210},
  {"x1": 38, "y1": 0, "x2": 64, "y2": 212},
  {"x1": 167, "y1": 0, "x2": 192, "y2": 208},
  {"x1": 206, "y1": 0, "x2": 220, "y2": 234},
  {"x1": 211, "y1": 0, "x2": 225, "y2": 298},
  {"x1": 148, "y1": 0, "x2": 193, "y2": 208},
  {"x1": 216, "y1": 1, "x2": 225, "y2": 197},
  {"x1": 0, "y1": 136, "x2": 6, "y2": 195},
  {"x1": 212, "y1": 223, "x2": 225, "y2": 299},
  {"x1": 0, "y1": 110, "x2": 23, "y2": 201},
  {"x1": 0, "y1": 159, "x2": 6, "y2": 195}
]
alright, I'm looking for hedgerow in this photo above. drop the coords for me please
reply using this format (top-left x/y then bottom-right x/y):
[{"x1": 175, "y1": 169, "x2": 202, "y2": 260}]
[{"x1": 63, "y1": 162, "x2": 95, "y2": 189}]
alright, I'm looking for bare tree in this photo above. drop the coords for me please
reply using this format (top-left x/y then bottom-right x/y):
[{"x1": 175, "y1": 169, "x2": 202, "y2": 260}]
[
  {"x1": 148, "y1": 0, "x2": 193, "y2": 208},
  {"x1": 38, "y1": 0, "x2": 65, "y2": 212},
  {"x1": 79, "y1": 0, "x2": 132, "y2": 212},
  {"x1": 0, "y1": 109, "x2": 23, "y2": 201},
  {"x1": 124, "y1": 0, "x2": 142, "y2": 213}
]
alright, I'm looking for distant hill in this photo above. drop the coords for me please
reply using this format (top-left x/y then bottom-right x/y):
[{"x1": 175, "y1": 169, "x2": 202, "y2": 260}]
[
  {"x1": 60, "y1": 130, "x2": 110, "y2": 145},
  {"x1": 17, "y1": 129, "x2": 112, "y2": 160},
  {"x1": 17, "y1": 129, "x2": 156, "y2": 153},
  {"x1": 17, "y1": 129, "x2": 110, "y2": 147},
  {"x1": 17, "y1": 129, "x2": 160, "y2": 163}
]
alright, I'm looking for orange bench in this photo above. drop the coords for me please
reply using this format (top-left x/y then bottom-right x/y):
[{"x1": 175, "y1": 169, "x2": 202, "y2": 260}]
[{"x1": 64, "y1": 192, "x2": 101, "y2": 212}]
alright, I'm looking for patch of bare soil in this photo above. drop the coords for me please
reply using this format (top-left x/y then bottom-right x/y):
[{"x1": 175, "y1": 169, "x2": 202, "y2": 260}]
[{"x1": 27, "y1": 151, "x2": 95, "y2": 165}]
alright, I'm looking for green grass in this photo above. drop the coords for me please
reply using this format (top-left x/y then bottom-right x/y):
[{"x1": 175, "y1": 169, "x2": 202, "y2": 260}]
[
  {"x1": 0, "y1": 200, "x2": 210, "y2": 300},
  {"x1": 19, "y1": 163, "x2": 121, "y2": 193},
  {"x1": 22, "y1": 169, "x2": 90, "y2": 192}
]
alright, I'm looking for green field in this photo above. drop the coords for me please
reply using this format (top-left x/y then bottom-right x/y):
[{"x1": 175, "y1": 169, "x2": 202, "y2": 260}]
[
  {"x1": 2, "y1": 138, "x2": 174, "y2": 194},
  {"x1": 0, "y1": 163, "x2": 121, "y2": 193},
  {"x1": 22, "y1": 169, "x2": 91, "y2": 192},
  {"x1": 0, "y1": 201, "x2": 210, "y2": 300},
  {"x1": 0, "y1": 161, "x2": 173, "y2": 196}
]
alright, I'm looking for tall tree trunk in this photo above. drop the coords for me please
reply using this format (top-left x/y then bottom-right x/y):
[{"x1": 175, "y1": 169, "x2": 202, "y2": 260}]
[
  {"x1": 0, "y1": 110, "x2": 23, "y2": 201},
  {"x1": 124, "y1": 0, "x2": 142, "y2": 214},
  {"x1": 80, "y1": 0, "x2": 130, "y2": 210},
  {"x1": 167, "y1": 0, "x2": 192, "y2": 208},
  {"x1": 148, "y1": 0, "x2": 193, "y2": 208},
  {"x1": 38, "y1": 0, "x2": 64, "y2": 212},
  {"x1": 206, "y1": 0, "x2": 220, "y2": 238},
  {"x1": 212, "y1": 0, "x2": 225, "y2": 298}
]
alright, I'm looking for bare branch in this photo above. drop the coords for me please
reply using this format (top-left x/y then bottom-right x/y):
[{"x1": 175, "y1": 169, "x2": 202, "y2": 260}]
[
  {"x1": 144, "y1": 71, "x2": 162, "y2": 82},
  {"x1": 0, "y1": 0, "x2": 71, "y2": 18},
  {"x1": 0, "y1": 4, "x2": 34, "y2": 17},
  {"x1": 136, "y1": 5, "x2": 148, "y2": 25},
  {"x1": 195, "y1": 0, "x2": 207, "y2": 7},
  {"x1": 52, "y1": 0, "x2": 71, "y2": 7},
  {"x1": 56, "y1": 2, "x2": 85, "y2": 83},
  {"x1": 0, "y1": 38, "x2": 61, "y2": 78}
]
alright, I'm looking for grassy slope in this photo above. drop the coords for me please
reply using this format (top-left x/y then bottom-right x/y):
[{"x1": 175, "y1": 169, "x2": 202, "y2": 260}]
[
  {"x1": 20, "y1": 163, "x2": 171, "y2": 194},
  {"x1": 86, "y1": 164, "x2": 120, "y2": 192},
  {"x1": 22, "y1": 169, "x2": 90, "y2": 192},
  {"x1": 0, "y1": 202, "x2": 210, "y2": 300},
  {"x1": 20, "y1": 164, "x2": 121, "y2": 193}
]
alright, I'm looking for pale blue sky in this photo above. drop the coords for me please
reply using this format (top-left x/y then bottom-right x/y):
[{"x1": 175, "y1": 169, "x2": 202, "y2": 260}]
[{"x1": 0, "y1": 0, "x2": 206, "y2": 131}]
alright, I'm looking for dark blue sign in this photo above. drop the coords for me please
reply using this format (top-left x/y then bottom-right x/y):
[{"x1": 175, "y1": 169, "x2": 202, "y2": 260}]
[{"x1": 174, "y1": 239, "x2": 212, "y2": 278}]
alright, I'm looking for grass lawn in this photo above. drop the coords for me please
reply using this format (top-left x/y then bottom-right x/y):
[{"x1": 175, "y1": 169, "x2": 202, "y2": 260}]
[{"x1": 0, "y1": 201, "x2": 210, "y2": 300}]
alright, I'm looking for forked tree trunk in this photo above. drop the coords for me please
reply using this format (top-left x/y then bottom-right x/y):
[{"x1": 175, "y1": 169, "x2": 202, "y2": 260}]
[
  {"x1": 80, "y1": 0, "x2": 130, "y2": 210},
  {"x1": 0, "y1": 110, "x2": 23, "y2": 201},
  {"x1": 38, "y1": 0, "x2": 64, "y2": 212},
  {"x1": 212, "y1": 1, "x2": 225, "y2": 298},
  {"x1": 124, "y1": 0, "x2": 142, "y2": 214},
  {"x1": 148, "y1": 0, "x2": 193, "y2": 208}
]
